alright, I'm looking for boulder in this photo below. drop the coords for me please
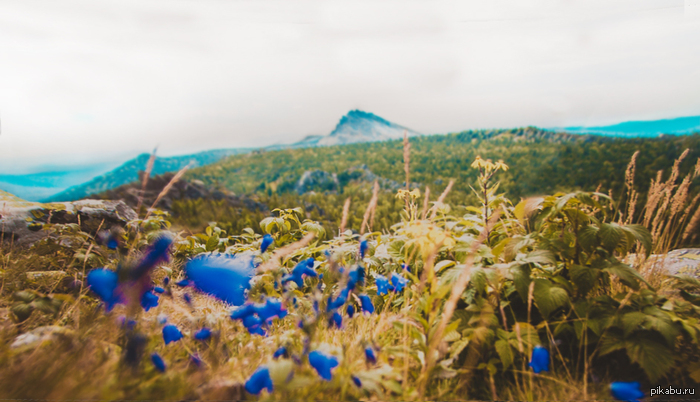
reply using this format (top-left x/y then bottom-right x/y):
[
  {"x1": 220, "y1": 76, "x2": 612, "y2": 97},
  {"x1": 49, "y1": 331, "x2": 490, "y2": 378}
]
[
  {"x1": 10, "y1": 325, "x2": 75, "y2": 350},
  {"x1": 0, "y1": 190, "x2": 137, "y2": 247}
]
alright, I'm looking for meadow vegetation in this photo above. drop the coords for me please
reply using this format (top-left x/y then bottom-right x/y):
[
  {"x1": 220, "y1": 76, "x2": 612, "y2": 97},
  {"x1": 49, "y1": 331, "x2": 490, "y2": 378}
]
[{"x1": 1, "y1": 134, "x2": 700, "y2": 400}]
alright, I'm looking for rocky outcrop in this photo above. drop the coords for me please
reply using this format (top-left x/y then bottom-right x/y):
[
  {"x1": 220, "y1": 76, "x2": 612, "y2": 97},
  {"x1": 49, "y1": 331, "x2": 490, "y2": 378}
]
[
  {"x1": 295, "y1": 170, "x2": 339, "y2": 194},
  {"x1": 0, "y1": 190, "x2": 137, "y2": 247}
]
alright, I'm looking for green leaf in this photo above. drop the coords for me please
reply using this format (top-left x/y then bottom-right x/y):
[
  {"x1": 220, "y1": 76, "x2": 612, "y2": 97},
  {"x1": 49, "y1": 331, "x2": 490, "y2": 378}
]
[
  {"x1": 495, "y1": 339, "x2": 514, "y2": 369},
  {"x1": 620, "y1": 224, "x2": 652, "y2": 257},
  {"x1": 602, "y1": 262, "x2": 644, "y2": 291},
  {"x1": 598, "y1": 223, "x2": 624, "y2": 252},
  {"x1": 569, "y1": 265, "x2": 599, "y2": 296},
  {"x1": 533, "y1": 279, "x2": 570, "y2": 318},
  {"x1": 625, "y1": 333, "x2": 674, "y2": 382},
  {"x1": 510, "y1": 265, "x2": 532, "y2": 303},
  {"x1": 621, "y1": 312, "x2": 646, "y2": 337},
  {"x1": 205, "y1": 233, "x2": 220, "y2": 252}
]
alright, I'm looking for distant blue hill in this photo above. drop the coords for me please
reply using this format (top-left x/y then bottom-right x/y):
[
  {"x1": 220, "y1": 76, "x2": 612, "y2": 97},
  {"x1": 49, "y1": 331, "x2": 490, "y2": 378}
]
[
  {"x1": 0, "y1": 162, "x2": 120, "y2": 201},
  {"x1": 558, "y1": 115, "x2": 700, "y2": 137},
  {"x1": 43, "y1": 148, "x2": 252, "y2": 202}
]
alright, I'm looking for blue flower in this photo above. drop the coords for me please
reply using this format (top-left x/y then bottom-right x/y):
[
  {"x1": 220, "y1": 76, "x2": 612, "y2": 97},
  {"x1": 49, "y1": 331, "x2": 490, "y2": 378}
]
[
  {"x1": 245, "y1": 366, "x2": 273, "y2": 395},
  {"x1": 118, "y1": 316, "x2": 137, "y2": 330},
  {"x1": 255, "y1": 298, "x2": 287, "y2": 321},
  {"x1": 194, "y1": 328, "x2": 212, "y2": 341},
  {"x1": 359, "y1": 240, "x2": 369, "y2": 258},
  {"x1": 153, "y1": 286, "x2": 165, "y2": 294},
  {"x1": 375, "y1": 274, "x2": 393, "y2": 295},
  {"x1": 151, "y1": 353, "x2": 166, "y2": 372},
  {"x1": 157, "y1": 314, "x2": 168, "y2": 325},
  {"x1": 282, "y1": 258, "x2": 317, "y2": 288},
  {"x1": 140, "y1": 290, "x2": 159, "y2": 312},
  {"x1": 185, "y1": 254, "x2": 255, "y2": 306},
  {"x1": 183, "y1": 293, "x2": 192, "y2": 305},
  {"x1": 327, "y1": 288, "x2": 350, "y2": 311},
  {"x1": 132, "y1": 234, "x2": 173, "y2": 279},
  {"x1": 391, "y1": 273, "x2": 409, "y2": 293},
  {"x1": 175, "y1": 279, "x2": 191, "y2": 287},
  {"x1": 230, "y1": 303, "x2": 257, "y2": 320},
  {"x1": 346, "y1": 304, "x2": 355, "y2": 318},
  {"x1": 86, "y1": 268, "x2": 123, "y2": 312},
  {"x1": 358, "y1": 294, "x2": 374, "y2": 314},
  {"x1": 610, "y1": 382, "x2": 644, "y2": 402},
  {"x1": 308, "y1": 350, "x2": 339, "y2": 381},
  {"x1": 273, "y1": 346, "x2": 287, "y2": 359},
  {"x1": 352, "y1": 376, "x2": 362, "y2": 387},
  {"x1": 347, "y1": 266, "x2": 366, "y2": 291},
  {"x1": 329, "y1": 311, "x2": 342, "y2": 328},
  {"x1": 163, "y1": 324, "x2": 183, "y2": 344},
  {"x1": 261, "y1": 234, "x2": 274, "y2": 253},
  {"x1": 365, "y1": 346, "x2": 377, "y2": 364},
  {"x1": 528, "y1": 346, "x2": 549, "y2": 373},
  {"x1": 242, "y1": 314, "x2": 262, "y2": 329},
  {"x1": 402, "y1": 263, "x2": 411, "y2": 273},
  {"x1": 106, "y1": 236, "x2": 119, "y2": 250},
  {"x1": 163, "y1": 277, "x2": 170, "y2": 286}
]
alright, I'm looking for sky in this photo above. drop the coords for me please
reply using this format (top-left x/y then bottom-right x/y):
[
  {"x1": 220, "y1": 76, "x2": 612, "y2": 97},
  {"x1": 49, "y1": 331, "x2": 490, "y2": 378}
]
[{"x1": 1, "y1": 0, "x2": 699, "y2": 174}]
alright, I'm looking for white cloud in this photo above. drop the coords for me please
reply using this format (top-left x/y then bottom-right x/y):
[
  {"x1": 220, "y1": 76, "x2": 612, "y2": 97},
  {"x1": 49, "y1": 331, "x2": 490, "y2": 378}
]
[{"x1": 0, "y1": 0, "x2": 698, "y2": 172}]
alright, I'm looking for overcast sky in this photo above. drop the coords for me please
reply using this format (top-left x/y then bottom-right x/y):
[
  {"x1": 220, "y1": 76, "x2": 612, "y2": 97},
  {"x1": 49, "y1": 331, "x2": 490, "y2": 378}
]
[{"x1": 1, "y1": 0, "x2": 699, "y2": 173}]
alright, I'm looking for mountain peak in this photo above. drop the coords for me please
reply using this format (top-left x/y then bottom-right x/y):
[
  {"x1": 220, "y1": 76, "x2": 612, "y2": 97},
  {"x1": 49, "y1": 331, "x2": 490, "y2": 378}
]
[{"x1": 319, "y1": 110, "x2": 420, "y2": 146}]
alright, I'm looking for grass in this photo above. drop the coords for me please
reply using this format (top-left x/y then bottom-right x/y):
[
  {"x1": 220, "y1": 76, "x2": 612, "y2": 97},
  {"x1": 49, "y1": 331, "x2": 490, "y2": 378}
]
[{"x1": 1, "y1": 142, "x2": 700, "y2": 400}]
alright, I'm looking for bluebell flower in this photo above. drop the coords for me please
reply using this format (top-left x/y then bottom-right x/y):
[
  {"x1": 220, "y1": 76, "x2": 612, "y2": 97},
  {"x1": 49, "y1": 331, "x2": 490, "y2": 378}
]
[
  {"x1": 610, "y1": 382, "x2": 644, "y2": 402},
  {"x1": 352, "y1": 376, "x2": 362, "y2": 387},
  {"x1": 365, "y1": 346, "x2": 377, "y2": 364},
  {"x1": 359, "y1": 240, "x2": 369, "y2": 258},
  {"x1": 185, "y1": 254, "x2": 255, "y2": 306},
  {"x1": 391, "y1": 273, "x2": 409, "y2": 293},
  {"x1": 118, "y1": 316, "x2": 137, "y2": 330},
  {"x1": 183, "y1": 293, "x2": 192, "y2": 305},
  {"x1": 358, "y1": 294, "x2": 374, "y2": 314},
  {"x1": 140, "y1": 290, "x2": 159, "y2": 312},
  {"x1": 308, "y1": 350, "x2": 339, "y2": 381},
  {"x1": 245, "y1": 366, "x2": 273, "y2": 395},
  {"x1": 261, "y1": 234, "x2": 274, "y2": 253},
  {"x1": 327, "y1": 288, "x2": 350, "y2": 311},
  {"x1": 375, "y1": 274, "x2": 393, "y2": 295},
  {"x1": 175, "y1": 279, "x2": 191, "y2": 287},
  {"x1": 528, "y1": 346, "x2": 549, "y2": 373},
  {"x1": 230, "y1": 303, "x2": 257, "y2": 320},
  {"x1": 242, "y1": 314, "x2": 262, "y2": 329},
  {"x1": 273, "y1": 346, "x2": 287, "y2": 359},
  {"x1": 313, "y1": 300, "x2": 320, "y2": 315},
  {"x1": 132, "y1": 234, "x2": 173, "y2": 279},
  {"x1": 106, "y1": 235, "x2": 119, "y2": 250},
  {"x1": 87, "y1": 268, "x2": 123, "y2": 311},
  {"x1": 163, "y1": 324, "x2": 183, "y2": 344},
  {"x1": 248, "y1": 325, "x2": 266, "y2": 336},
  {"x1": 329, "y1": 311, "x2": 342, "y2": 328},
  {"x1": 346, "y1": 304, "x2": 355, "y2": 318},
  {"x1": 153, "y1": 286, "x2": 165, "y2": 294},
  {"x1": 282, "y1": 258, "x2": 317, "y2": 288},
  {"x1": 347, "y1": 266, "x2": 366, "y2": 291},
  {"x1": 194, "y1": 328, "x2": 212, "y2": 341},
  {"x1": 151, "y1": 353, "x2": 166, "y2": 372},
  {"x1": 163, "y1": 277, "x2": 170, "y2": 286},
  {"x1": 255, "y1": 298, "x2": 287, "y2": 321},
  {"x1": 402, "y1": 263, "x2": 411, "y2": 272}
]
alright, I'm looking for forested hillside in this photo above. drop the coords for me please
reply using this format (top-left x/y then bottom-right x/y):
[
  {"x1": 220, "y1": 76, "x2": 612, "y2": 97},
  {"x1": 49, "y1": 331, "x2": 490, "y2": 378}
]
[{"x1": 171, "y1": 128, "x2": 700, "y2": 236}]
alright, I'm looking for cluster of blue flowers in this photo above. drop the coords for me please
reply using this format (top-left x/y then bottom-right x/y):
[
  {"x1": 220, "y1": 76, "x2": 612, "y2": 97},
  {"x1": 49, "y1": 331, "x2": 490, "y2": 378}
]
[
  {"x1": 87, "y1": 233, "x2": 174, "y2": 312},
  {"x1": 230, "y1": 298, "x2": 288, "y2": 336},
  {"x1": 527, "y1": 346, "x2": 644, "y2": 402}
]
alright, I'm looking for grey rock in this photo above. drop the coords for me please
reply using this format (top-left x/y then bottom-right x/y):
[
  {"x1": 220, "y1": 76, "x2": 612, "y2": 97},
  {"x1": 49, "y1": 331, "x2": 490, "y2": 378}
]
[
  {"x1": 10, "y1": 325, "x2": 75, "y2": 349},
  {"x1": 0, "y1": 189, "x2": 137, "y2": 247}
]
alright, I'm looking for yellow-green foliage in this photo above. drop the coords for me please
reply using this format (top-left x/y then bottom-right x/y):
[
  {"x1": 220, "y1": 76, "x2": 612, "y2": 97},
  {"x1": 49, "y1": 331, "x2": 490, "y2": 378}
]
[{"x1": 1, "y1": 155, "x2": 700, "y2": 400}]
